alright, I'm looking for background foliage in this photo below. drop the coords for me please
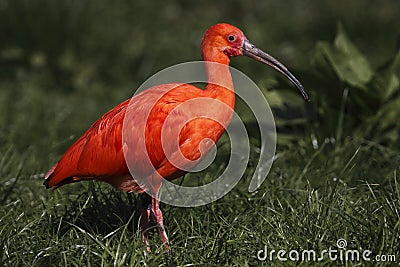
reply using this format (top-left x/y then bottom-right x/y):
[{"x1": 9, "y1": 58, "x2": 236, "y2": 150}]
[{"x1": 1, "y1": 0, "x2": 399, "y2": 266}]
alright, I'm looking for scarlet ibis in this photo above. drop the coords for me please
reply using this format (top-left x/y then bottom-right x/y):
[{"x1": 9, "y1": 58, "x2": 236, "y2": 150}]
[{"x1": 44, "y1": 23, "x2": 308, "y2": 251}]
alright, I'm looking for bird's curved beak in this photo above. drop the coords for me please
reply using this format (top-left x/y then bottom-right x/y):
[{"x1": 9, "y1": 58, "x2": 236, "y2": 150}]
[{"x1": 241, "y1": 39, "x2": 309, "y2": 101}]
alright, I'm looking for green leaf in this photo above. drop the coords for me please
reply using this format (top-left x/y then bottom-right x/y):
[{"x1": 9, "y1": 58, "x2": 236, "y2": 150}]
[
  {"x1": 370, "y1": 69, "x2": 399, "y2": 101},
  {"x1": 333, "y1": 24, "x2": 374, "y2": 87},
  {"x1": 312, "y1": 23, "x2": 374, "y2": 89},
  {"x1": 370, "y1": 51, "x2": 400, "y2": 101}
]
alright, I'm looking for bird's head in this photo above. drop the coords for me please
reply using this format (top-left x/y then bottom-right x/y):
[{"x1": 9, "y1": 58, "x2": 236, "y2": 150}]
[{"x1": 201, "y1": 23, "x2": 309, "y2": 101}]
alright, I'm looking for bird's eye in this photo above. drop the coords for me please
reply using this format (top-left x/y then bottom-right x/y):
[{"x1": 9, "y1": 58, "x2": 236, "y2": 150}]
[{"x1": 228, "y1": 35, "x2": 235, "y2": 42}]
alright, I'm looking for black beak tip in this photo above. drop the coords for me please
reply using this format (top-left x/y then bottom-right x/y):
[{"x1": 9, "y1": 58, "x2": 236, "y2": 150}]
[
  {"x1": 303, "y1": 91, "x2": 310, "y2": 102},
  {"x1": 295, "y1": 83, "x2": 310, "y2": 102}
]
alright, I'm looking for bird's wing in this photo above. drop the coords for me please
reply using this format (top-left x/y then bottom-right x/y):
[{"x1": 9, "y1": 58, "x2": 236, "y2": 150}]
[
  {"x1": 44, "y1": 83, "x2": 201, "y2": 188},
  {"x1": 44, "y1": 99, "x2": 129, "y2": 187}
]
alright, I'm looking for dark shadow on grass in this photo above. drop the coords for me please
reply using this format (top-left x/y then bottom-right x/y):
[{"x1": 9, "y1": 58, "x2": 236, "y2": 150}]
[{"x1": 48, "y1": 182, "x2": 142, "y2": 237}]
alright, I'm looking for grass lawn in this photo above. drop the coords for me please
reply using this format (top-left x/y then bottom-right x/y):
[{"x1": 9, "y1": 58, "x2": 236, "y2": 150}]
[{"x1": 1, "y1": 109, "x2": 399, "y2": 265}]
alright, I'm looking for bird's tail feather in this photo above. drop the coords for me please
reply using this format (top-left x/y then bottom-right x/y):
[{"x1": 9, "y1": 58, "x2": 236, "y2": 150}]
[
  {"x1": 43, "y1": 162, "x2": 81, "y2": 189},
  {"x1": 43, "y1": 163, "x2": 58, "y2": 189}
]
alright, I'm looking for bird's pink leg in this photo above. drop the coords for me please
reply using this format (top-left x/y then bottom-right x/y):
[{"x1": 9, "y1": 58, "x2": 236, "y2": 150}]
[
  {"x1": 140, "y1": 193, "x2": 170, "y2": 253},
  {"x1": 150, "y1": 197, "x2": 170, "y2": 251},
  {"x1": 140, "y1": 194, "x2": 152, "y2": 252}
]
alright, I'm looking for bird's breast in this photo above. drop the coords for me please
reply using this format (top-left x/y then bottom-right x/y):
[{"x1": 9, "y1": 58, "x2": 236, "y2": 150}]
[{"x1": 123, "y1": 83, "x2": 234, "y2": 179}]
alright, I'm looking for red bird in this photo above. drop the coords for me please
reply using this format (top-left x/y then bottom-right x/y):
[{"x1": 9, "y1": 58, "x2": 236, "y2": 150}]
[{"x1": 44, "y1": 23, "x2": 308, "y2": 251}]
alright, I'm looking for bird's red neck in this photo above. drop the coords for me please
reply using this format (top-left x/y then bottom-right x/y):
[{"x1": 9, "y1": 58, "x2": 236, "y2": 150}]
[
  {"x1": 202, "y1": 52, "x2": 235, "y2": 110},
  {"x1": 200, "y1": 31, "x2": 236, "y2": 111},
  {"x1": 204, "y1": 62, "x2": 235, "y2": 114}
]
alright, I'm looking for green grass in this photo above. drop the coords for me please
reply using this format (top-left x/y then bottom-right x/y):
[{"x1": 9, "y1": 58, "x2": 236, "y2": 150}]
[
  {"x1": 2, "y1": 60, "x2": 398, "y2": 266},
  {"x1": 1, "y1": 131, "x2": 399, "y2": 265},
  {"x1": 0, "y1": 80, "x2": 399, "y2": 265}
]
